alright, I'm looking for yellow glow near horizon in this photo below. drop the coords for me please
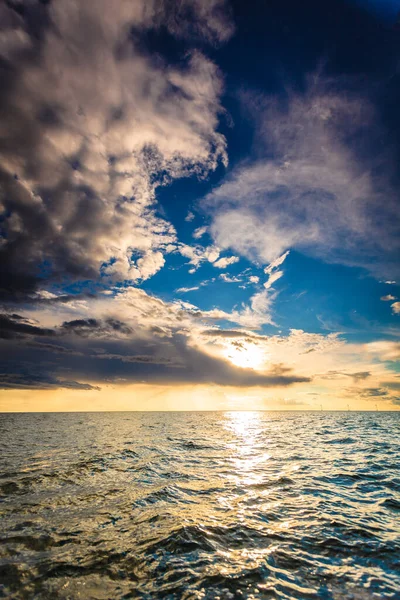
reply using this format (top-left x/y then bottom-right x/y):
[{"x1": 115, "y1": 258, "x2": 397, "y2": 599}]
[
  {"x1": 224, "y1": 342, "x2": 266, "y2": 370},
  {"x1": 1, "y1": 383, "x2": 399, "y2": 412}
]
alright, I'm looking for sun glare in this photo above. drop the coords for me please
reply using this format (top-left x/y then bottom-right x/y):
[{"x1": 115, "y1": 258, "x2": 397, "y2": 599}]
[{"x1": 224, "y1": 342, "x2": 266, "y2": 370}]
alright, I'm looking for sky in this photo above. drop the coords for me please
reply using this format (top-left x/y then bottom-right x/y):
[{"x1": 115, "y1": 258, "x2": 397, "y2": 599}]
[{"x1": 0, "y1": 0, "x2": 399, "y2": 411}]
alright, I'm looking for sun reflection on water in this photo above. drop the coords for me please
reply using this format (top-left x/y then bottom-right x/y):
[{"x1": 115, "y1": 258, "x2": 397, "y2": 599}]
[
  {"x1": 222, "y1": 411, "x2": 272, "y2": 501},
  {"x1": 1, "y1": 412, "x2": 399, "y2": 598}
]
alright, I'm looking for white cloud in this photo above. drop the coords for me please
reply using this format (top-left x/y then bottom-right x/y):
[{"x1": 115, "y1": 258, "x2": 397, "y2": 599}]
[
  {"x1": 262, "y1": 250, "x2": 289, "y2": 289},
  {"x1": 136, "y1": 251, "x2": 166, "y2": 281},
  {"x1": 249, "y1": 275, "x2": 260, "y2": 284},
  {"x1": 178, "y1": 243, "x2": 220, "y2": 269},
  {"x1": 213, "y1": 255, "x2": 240, "y2": 269},
  {"x1": 391, "y1": 302, "x2": 400, "y2": 315},
  {"x1": 364, "y1": 341, "x2": 400, "y2": 361},
  {"x1": 263, "y1": 270, "x2": 283, "y2": 290},
  {"x1": 193, "y1": 226, "x2": 208, "y2": 239},
  {"x1": 204, "y1": 76, "x2": 400, "y2": 277},
  {"x1": 206, "y1": 247, "x2": 221, "y2": 263},
  {"x1": 35, "y1": 290, "x2": 59, "y2": 300},
  {"x1": 0, "y1": 0, "x2": 232, "y2": 291},
  {"x1": 176, "y1": 286, "x2": 200, "y2": 293},
  {"x1": 264, "y1": 251, "x2": 290, "y2": 275},
  {"x1": 219, "y1": 273, "x2": 242, "y2": 283},
  {"x1": 228, "y1": 289, "x2": 276, "y2": 328}
]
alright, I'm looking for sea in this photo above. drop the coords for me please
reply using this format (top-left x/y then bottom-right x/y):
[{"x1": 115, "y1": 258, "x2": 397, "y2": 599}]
[{"x1": 0, "y1": 411, "x2": 399, "y2": 599}]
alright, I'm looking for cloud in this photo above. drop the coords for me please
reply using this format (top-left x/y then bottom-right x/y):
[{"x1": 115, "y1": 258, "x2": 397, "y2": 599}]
[
  {"x1": 176, "y1": 286, "x2": 200, "y2": 293},
  {"x1": 0, "y1": 313, "x2": 56, "y2": 339},
  {"x1": 2, "y1": 288, "x2": 399, "y2": 404},
  {"x1": 178, "y1": 243, "x2": 221, "y2": 269},
  {"x1": 319, "y1": 370, "x2": 371, "y2": 382},
  {"x1": 391, "y1": 302, "x2": 400, "y2": 314},
  {"x1": 249, "y1": 275, "x2": 260, "y2": 284},
  {"x1": 381, "y1": 294, "x2": 397, "y2": 301},
  {"x1": 264, "y1": 251, "x2": 290, "y2": 275},
  {"x1": 213, "y1": 255, "x2": 239, "y2": 269},
  {"x1": 381, "y1": 381, "x2": 400, "y2": 391},
  {"x1": 344, "y1": 385, "x2": 400, "y2": 405},
  {"x1": 201, "y1": 329, "x2": 262, "y2": 339},
  {"x1": 228, "y1": 289, "x2": 276, "y2": 328},
  {"x1": 219, "y1": 273, "x2": 242, "y2": 283},
  {"x1": 358, "y1": 387, "x2": 389, "y2": 398},
  {"x1": 341, "y1": 381, "x2": 400, "y2": 406},
  {"x1": 185, "y1": 211, "x2": 195, "y2": 222},
  {"x1": 0, "y1": 0, "x2": 232, "y2": 299},
  {"x1": 350, "y1": 371, "x2": 371, "y2": 381},
  {"x1": 204, "y1": 75, "x2": 400, "y2": 277},
  {"x1": 260, "y1": 250, "x2": 289, "y2": 289},
  {"x1": 0, "y1": 287, "x2": 310, "y2": 390},
  {"x1": 61, "y1": 317, "x2": 133, "y2": 337},
  {"x1": 264, "y1": 270, "x2": 283, "y2": 290},
  {"x1": 364, "y1": 341, "x2": 400, "y2": 361},
  {"x1": 0, "y1": 373, "x2": 99, "y2": 391},
  {"x1": 192, "y1": 226, "x2": 208, "y2": 239}
]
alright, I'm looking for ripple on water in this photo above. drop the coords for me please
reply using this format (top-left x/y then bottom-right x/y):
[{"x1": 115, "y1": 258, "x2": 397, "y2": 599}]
[{"x1": 0, "y1": 411, "x2": 399, "y2": 599}]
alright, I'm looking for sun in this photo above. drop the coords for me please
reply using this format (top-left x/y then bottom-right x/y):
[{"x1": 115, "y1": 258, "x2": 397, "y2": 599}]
[{"x1": 224, "y1": 342, "x2": 266, "y2": 370}]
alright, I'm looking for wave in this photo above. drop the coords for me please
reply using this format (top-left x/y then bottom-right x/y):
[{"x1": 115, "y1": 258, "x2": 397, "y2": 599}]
[{"x1": 1, "y1": 411, "x2": 399, "y2": 599}]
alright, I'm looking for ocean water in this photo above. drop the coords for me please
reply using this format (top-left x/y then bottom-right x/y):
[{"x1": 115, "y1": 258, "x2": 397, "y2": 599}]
[{"x1": 0, "y1": 411, "x2": 399, "y2": 600}]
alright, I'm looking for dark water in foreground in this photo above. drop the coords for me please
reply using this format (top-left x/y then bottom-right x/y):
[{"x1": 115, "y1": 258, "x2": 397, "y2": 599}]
[{"x1": 0, "y1": 412, "x2": 399, "y2": 599}]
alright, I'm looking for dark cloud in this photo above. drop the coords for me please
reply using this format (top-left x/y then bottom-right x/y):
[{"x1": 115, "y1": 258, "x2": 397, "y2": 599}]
[
  {"x1": 0, "y1": 313, "x2": 56, "y2": 339},
  {"x1": 23, "y1": 341, "x2": 73, "y2": 354},
  {"x1": 61, "y1": 318, "x2": 101, "y2": 333},
  {"x1": 0, "y1": 313, "x2": 135, "y2": 342},
  {"x1": 201, "y1": 329, "x2": 264, "y2": 340},
  {"x1": 358, "y1": 387, "x2": 388, "y2": 398},
  {"x1": 320, "y1": 370, "x2": 371, "y2": 382},
  {"x1": 351, "y1": 371, "x2": 371, "y2": 381},
  {"x1": 0, "y1": 319, "x2": 310, "y2": 389},
  {"x1": 355, "y1": 386, "x2": 400, "y2": 407},
  {"x1": 381, "y1": 381, "x2": 400, "y2": 391},
  {"x1": 0, "y1": 266, "x2": 40, "y2": 302},
  {"x1": 0, "y1": 372, "x2": 99, "y2": 391},
  {"x1": 0, "y1": 289, "x2": 96, "y2": 306},
  {"x1": 35, "y1": 293, "x2": 96, "y2": 305},
  {"x1": 61, "y1": 318, "x2": 133, "y2": 336},
  {"x1": 0, "y1": 0, "x2": 232, "y2": 300}
]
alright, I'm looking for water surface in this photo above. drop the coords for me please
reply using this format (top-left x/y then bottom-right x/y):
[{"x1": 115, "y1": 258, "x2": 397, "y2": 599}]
[{"x1": 1, "y1": 411, "x2": 399, "y2": 599}]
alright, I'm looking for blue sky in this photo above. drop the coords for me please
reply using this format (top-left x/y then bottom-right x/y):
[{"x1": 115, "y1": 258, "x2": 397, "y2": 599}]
[{"x1": 0, "y1": 0, "x2": 399, "y2": 410}]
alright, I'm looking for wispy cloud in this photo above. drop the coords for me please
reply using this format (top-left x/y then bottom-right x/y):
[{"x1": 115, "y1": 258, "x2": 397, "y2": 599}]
[
  {"x1": 204, "y1": 75, "x2": 400, "y2": 277},
  {"x1": 176, "y1": 286, "x2": 201, "y2": 293},
  {"x1": 264, "y1": 251, "x2": 290, "y2": 275}
]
